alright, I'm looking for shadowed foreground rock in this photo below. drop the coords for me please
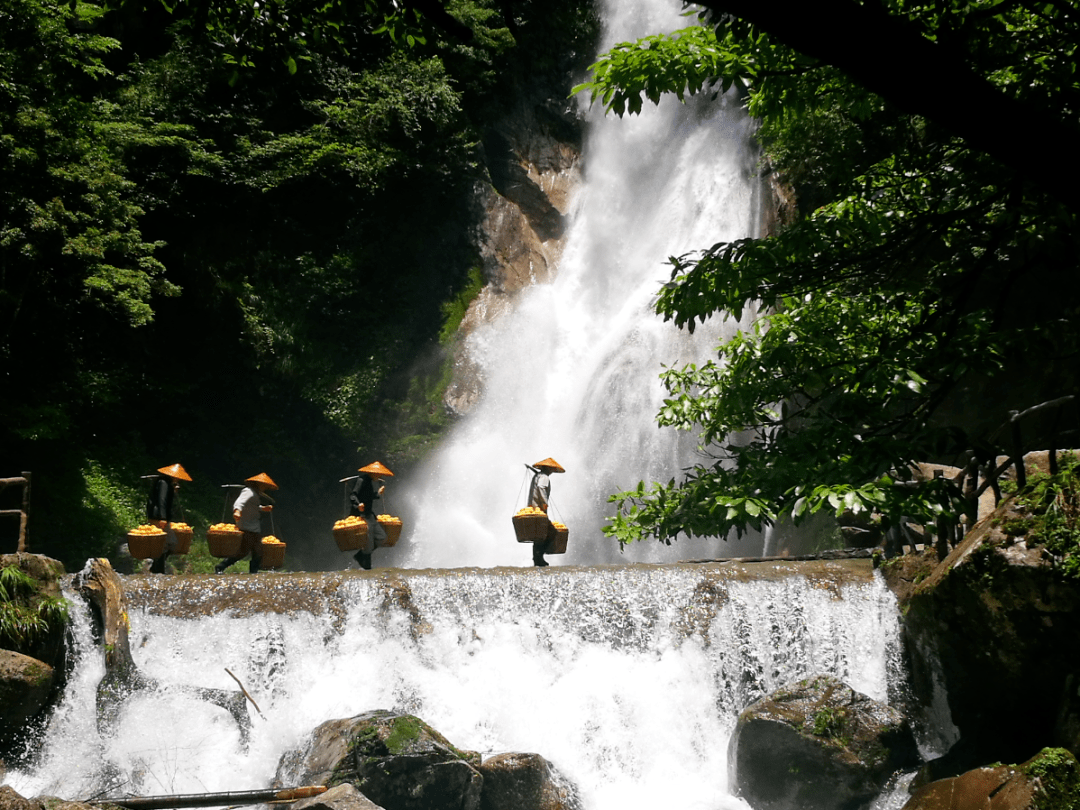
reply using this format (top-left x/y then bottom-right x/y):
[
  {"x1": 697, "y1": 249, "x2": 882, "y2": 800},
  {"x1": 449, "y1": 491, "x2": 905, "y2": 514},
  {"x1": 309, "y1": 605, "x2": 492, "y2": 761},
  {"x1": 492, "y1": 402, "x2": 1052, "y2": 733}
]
[
  {"x1": 901, "y1": 747, "x2": 1080, "y2": 810},
  {"x1": 902, "y1": 484, "x2": 1080, "y2": 765},
  {"x1": 291, "y1": 784, "x2": 384, "y2": 810},
  {"x1": 729, "y1": 675, "x2": 918, "y2": 810},
  {"x1": 0, "y1": 650, "x2": 54, "y2": 740}
]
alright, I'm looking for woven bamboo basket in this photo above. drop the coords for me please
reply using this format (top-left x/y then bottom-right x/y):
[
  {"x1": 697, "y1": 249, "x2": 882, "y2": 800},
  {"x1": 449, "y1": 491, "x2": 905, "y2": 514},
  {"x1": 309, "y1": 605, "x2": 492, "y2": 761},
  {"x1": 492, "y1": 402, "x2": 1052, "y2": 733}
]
[
  {"x1": 378, "y1": 517, "x2": 403, "y2": 547},
  {"x1": 207, "y1": 526, "x2": 243, "y2": 558},
  {"x1": 170, "y1": 523, "x2": 193, "y2": 555},
  {"x1": 513, "y1": 512, "x2": 549, "y2": 543},
  {"x1": 333, "y1": 521, "x2": 367, "y2": 552},
  {"x1": 550, "y1": 525, "x2": 569, "y2": 554},
  {"x1": 127, "y1": 528, "x2": 167, "y2": 559},
  {"x1": 260, "y1": 539, "x2": 286, "y2": 569}
]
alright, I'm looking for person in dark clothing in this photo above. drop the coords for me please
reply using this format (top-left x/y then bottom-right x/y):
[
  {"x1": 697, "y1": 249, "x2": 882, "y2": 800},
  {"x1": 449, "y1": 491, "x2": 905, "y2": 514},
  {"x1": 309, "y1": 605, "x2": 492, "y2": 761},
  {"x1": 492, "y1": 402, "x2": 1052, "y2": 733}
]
[
  {"x1": 146, "y1": 463, "x2": 192, "y2": 573},
  {"x1": 349, "y1": 461, "x2": 393, "y2": 570},
  {"x1": 527, "y1": 457, "x2": 565, "y2": 567}
]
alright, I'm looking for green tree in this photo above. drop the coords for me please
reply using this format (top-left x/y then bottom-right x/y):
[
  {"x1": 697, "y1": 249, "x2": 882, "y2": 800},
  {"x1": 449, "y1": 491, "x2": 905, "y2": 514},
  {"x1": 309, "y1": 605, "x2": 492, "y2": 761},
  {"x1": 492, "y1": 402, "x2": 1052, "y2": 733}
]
[{"x1": 575, "y1": 1, "x2": 1080, "y2": 547}]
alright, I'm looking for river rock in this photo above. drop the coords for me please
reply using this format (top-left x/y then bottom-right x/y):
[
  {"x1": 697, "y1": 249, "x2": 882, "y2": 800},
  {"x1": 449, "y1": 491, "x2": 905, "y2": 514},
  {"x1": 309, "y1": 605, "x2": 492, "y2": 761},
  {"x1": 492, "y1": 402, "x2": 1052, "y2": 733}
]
[
  {"x1": 901, "y1": 484, "x2": 1080, "y2": 764},
  {"x1": 0, "y1": 786, "x2": 92, "y2": 810},
  {"x1": 729, "y1": 674, "x2": 919, "y2": 810},
  {"x1": 0, "y1": 649, "x2": 55, "y2": 733},
  {"x1": 476, "y1": 752, "x2": 581, "y2": 810},
  {"x1": 291, "y1": 784, "x2": 385, "y2": 810},
  {"x1": 279, "y1": 710, "x2": 483, "y2": 810},
  {"x1": 901, "y1": 747, "x2": 1080, "y2": 810}
]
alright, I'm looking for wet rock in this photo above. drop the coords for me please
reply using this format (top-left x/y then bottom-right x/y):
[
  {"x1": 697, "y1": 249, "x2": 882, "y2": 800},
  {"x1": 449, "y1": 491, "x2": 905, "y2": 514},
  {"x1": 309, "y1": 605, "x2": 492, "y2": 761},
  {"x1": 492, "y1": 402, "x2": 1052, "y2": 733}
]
[
  {"x1": 0, "y1": 650, "x2": 55, "y2": 733},
  {"x1": 280, "y1": 710, "x2": 483, "y2": 810},
  {"x1": 902, "y1": 491, "x2": 1080, "y2": 763},
  {"x1": 477, "y1": 752, "x2": 581, "y2": 810},
  {"x1": 0, "y1": 787, "x2": 96, "y2": 810},
  {"x1": 729, "y1": 674, "x2": 918, "y2": 810},
  {"x1": 901, "y1": 747, "x2": 1080, "y2": 810},
  {"x1": 291, "y1": 784, "x2": 385, "y2": 810}
]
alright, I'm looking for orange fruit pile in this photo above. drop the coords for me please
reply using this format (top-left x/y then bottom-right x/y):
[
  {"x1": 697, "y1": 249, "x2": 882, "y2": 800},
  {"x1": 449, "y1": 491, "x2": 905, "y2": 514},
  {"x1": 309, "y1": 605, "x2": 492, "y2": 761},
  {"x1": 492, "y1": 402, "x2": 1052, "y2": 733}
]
[
  {"x1": 334, "y1": 516, "x2": 364, "y2": 529},
  {"x1": 171, "y1": 522, "x2": 192, "y2": 532},
  {"x1": 515, "y1": 506, "x2": 545, "y2": 516},
  {"x1": 552, "y1": 521, "x2": 567, "y2": 531},
  {"x1": 209, "y1": 522, "x2": 241, "y2": 533},
  {"x1": 129, "y1": 524, "x2": 166, "y2": 536},
  {"x1": 263, "y1": 536, "x2": 285, "y2": 545},
  {"x1": 377, "y1": 514, "x2": 402, "y2": 524}
]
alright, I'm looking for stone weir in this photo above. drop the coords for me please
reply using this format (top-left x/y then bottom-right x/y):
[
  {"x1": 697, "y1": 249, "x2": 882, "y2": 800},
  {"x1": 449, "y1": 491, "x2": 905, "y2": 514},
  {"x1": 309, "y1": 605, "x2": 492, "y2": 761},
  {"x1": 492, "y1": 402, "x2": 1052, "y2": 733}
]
[{"x1": 117, "y1": 558, "x2": 879, "y2": 621}]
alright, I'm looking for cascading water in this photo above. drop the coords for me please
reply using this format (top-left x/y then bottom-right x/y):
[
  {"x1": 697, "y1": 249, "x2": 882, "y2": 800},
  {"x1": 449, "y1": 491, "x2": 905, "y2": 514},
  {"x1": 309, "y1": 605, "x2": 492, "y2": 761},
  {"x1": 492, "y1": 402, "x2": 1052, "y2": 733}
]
[
  {"x1": 7, "y1": 563, "x2": 904, "y2": 810},
  {"x1": 393, "y1": 0, "x2": 765, "y2": 570}
]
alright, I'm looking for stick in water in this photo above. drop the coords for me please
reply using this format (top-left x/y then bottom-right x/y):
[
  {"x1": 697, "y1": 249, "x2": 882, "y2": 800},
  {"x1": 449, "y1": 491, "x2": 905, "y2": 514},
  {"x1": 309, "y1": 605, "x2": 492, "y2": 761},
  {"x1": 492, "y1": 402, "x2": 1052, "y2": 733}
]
[{"x1": 225, "y1": 667, "x2": 264, "y2": 718}]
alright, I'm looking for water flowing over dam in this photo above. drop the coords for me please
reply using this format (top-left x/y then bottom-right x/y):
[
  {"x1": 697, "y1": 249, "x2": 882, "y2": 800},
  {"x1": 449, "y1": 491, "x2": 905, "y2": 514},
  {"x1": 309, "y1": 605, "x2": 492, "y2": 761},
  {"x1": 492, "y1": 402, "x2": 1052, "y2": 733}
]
[
  {"x1": 9, "y1": 561, "x2": 902, "y2": 810},
  {"x1": 396, "y1": 0, "x2": 765, "y2": 570}
]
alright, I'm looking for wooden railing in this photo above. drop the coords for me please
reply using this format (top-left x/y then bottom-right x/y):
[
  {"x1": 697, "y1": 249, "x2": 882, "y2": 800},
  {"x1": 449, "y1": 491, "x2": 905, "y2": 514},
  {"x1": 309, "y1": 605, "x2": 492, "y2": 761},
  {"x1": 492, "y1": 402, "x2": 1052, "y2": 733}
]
[
  {"x1": 897, "y1": 395, "x2": 1077, "y2": 557},
  {"x1": 1, "y1": 472, "x2": 31, "y2": 552}
]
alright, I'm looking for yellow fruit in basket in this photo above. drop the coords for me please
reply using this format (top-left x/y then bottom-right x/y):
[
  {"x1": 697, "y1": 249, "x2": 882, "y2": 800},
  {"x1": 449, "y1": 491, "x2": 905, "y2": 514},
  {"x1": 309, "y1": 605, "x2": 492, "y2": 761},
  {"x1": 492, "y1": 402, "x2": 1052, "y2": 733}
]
[
  {"x1": 334, "y1": 515, "x2": 364, "y2": 529},
  {"x1": 515, "y1": 506, "x2": 545, "y2": 517},
  {"x1": 129, "y1": 524, "x2": 166, "y2": 536},
  {"x1": 377, "y1": 514, "x2": 402, "y2": 524},
  {"x1": 171, "y1": 522, "x2": 192, "y2": 531},
  {"x1": 209, "y1": 522, "x2": 241, "y2": 532},
  {"x1": 263, "y1": 536, "x2": 284, "y2": 545},
  {"x1": 552, "y1": 522, "x2": 567, "y2": 531}
]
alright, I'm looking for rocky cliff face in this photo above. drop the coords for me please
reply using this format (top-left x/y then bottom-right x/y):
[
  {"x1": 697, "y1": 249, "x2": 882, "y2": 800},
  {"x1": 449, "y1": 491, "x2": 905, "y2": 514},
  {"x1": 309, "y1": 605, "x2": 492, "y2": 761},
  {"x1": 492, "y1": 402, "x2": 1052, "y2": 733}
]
[{"x1": 444, "y1": 99, "x2": 584, "y2": 415}]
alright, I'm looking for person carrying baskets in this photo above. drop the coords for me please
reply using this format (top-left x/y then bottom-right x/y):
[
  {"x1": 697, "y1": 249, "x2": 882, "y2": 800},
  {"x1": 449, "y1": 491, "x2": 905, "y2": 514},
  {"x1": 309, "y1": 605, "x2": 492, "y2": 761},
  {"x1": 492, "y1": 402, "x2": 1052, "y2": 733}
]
[
  {"x1": 527, "y1": 457, "x2": 564, "y2": 567},
  {"x1": 215, "y1": 473, "x2": 277, "y2": 574},
  {"x1": 349, "y1": 461, "x2": 393, "y2": 570},
  {"x1": 146, "y1": 463, "x2": 192, "y2": 574}
]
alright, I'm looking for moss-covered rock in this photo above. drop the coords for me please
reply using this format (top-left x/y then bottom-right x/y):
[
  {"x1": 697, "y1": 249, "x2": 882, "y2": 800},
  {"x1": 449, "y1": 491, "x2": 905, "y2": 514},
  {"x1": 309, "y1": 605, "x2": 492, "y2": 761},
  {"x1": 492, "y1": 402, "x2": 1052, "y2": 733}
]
[
  {"x1": 729, "y1": 674, "x2": 918, "y2": 810},
  {"x1": 902, "y1": 747, "x2": 1080, "y2": 810},
  {"x1": 278, "y1": 710, "x2": 483, "y2": 810},
  {"x1": 902, "y1": 493, "x2": 1080, "y2": 764}
]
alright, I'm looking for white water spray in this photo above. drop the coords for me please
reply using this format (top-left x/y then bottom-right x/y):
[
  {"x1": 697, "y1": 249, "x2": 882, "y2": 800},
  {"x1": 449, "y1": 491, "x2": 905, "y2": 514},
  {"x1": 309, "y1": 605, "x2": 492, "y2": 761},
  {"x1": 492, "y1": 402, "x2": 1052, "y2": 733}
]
[
  {"x1": 8, "y1": 565, "x2": 903, "y2": 810},
  {"x1": 392, "y1": 0, "x2": 763, "y2": 570}
]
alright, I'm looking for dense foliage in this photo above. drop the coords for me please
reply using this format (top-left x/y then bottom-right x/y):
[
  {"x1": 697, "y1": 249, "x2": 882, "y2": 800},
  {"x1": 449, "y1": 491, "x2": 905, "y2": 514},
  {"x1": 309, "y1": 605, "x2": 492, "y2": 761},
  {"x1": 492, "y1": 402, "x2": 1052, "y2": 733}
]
[
  {"x1": 0, "y1": 0, "x2": 597, "y2": 567},
  {"x1": 576, "y1": 0, "x2": 1080, "y2": 546}
]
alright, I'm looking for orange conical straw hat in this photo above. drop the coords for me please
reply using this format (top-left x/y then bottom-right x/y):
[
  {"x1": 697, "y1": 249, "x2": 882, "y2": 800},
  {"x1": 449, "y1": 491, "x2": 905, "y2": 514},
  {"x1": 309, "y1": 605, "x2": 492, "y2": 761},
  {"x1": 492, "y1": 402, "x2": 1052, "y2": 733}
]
[
  {"x1": 245, "y1": 472, "x2": 279, "y2": 490},
  {"x1": 157, "y1": 463, "x2": 193, "y2": 482},
  {"x1": 359, "y1": 461, "x2": 395, "y2": 477},
  {"x1": 533, "y1": 457, "x2": 565, "y2": 473}
]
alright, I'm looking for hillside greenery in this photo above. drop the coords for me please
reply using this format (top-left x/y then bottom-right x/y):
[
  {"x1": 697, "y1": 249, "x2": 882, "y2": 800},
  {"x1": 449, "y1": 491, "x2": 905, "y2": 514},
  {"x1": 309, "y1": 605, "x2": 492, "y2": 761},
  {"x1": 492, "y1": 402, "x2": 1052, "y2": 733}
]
[{"x1": 0, "y1": 0, "x2": 598, "y2": 569}]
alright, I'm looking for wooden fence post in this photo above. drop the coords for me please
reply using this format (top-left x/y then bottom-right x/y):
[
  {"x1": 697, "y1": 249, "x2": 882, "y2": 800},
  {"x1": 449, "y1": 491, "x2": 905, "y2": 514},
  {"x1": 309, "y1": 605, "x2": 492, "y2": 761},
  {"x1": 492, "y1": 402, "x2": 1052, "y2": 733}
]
[{"x1": 1, "y1": 472, "x2": 31, "y2": 552}]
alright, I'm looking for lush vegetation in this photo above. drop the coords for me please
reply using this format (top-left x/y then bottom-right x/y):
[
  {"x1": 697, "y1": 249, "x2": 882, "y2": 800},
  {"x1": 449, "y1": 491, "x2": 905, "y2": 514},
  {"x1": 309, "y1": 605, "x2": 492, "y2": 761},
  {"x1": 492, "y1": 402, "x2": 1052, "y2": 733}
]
[
  {"x1": 0, "y1": 0, "x2": 597, "y2": 569},
  {"x1": 0, "y1": 563, "x2": 68, "y2": 655},
  {"x1": 998, "y1": 456, "x2": 1080, "y2": 578},
  {"x1": 576, "y1": 0, "x2": 1080, "y2": 547}
]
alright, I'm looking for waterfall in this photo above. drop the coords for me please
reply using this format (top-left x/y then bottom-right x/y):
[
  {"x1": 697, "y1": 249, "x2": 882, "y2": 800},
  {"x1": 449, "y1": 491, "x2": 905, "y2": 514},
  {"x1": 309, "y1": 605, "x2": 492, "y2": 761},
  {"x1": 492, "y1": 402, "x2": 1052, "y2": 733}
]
[
  {"x1": 391, "y1": 0, "x2": 764, "y2": 570},
  {"x1": 7, "y1": 564, "x2": 903, "y2": 810}
]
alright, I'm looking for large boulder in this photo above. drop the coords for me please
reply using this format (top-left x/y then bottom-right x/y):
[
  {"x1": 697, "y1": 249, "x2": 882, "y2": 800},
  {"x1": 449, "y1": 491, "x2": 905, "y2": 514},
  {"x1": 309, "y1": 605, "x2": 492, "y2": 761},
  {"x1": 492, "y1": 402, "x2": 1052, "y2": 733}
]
[
  {"x1": 476, "y1": 753, "x2": 581, "y2": 810},
  {"x1": 0, "y1": 650, "x2": 55, "y2": 734},
  {"x1": 901, "y1": 747, "x2": 1080, "y2": 810},
  {"x1": 279, "y1": 710, "x2": 483, "y2": 810},
  {"x1": 901, "y1": 494, "x2": 1080, "y2": 764},
  {"x1": 729, "y1": 675, "x2": 919, "y2": 810}
]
